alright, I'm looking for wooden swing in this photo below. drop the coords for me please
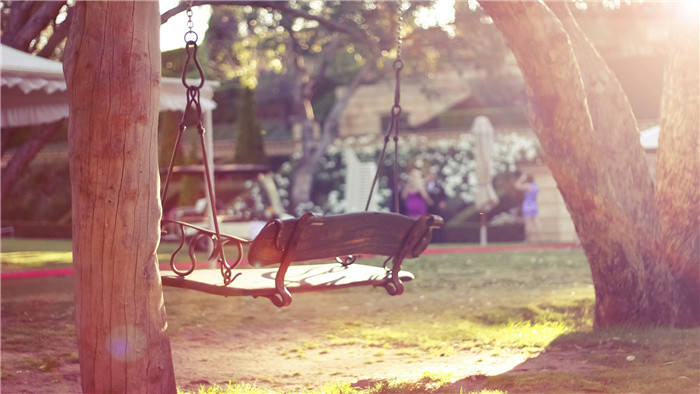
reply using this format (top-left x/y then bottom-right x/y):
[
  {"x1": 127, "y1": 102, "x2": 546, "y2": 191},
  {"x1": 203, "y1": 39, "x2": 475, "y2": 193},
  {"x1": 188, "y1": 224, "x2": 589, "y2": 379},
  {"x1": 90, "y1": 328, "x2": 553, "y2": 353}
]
[{"x1": 160, "y1": 6, "x2": 442, "y2": 307}]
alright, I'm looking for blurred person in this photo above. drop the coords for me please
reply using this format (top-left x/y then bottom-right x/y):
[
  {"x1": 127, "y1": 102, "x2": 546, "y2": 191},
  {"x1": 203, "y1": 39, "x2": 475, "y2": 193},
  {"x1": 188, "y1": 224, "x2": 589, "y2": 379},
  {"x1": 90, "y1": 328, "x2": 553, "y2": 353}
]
[
  {"x1": 425, "y1": 172, "x2": 446, "y2": 242},
  {"x1": 425, "y1": 172, "x2": 446, "y2": 217},
  {"x1": 515, "y1": 173, "x2": 541, "y2": 243},
  {"x1": 401, "y1": 168, "x2": 433, "y2": 218}
]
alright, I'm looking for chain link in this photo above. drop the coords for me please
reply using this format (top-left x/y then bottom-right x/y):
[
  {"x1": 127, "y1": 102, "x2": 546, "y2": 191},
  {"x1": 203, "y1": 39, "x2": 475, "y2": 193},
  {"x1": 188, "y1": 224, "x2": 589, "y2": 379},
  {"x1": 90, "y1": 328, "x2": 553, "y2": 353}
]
[
  {"x1": 186, "y1": 0, "x2": 194, "y2": 31},
  {"x1": 363, "y1": 2, "x2": 405, "y2": 214},
  {"x1": 186, "y1": 9, "x2": 193, "y2": 31},
  {"x1": 161, "y1": 0, "x2": 232, "y2": 285},
  {"x1": 396, "y1": 1, "x2": 404, "y2": 59}
]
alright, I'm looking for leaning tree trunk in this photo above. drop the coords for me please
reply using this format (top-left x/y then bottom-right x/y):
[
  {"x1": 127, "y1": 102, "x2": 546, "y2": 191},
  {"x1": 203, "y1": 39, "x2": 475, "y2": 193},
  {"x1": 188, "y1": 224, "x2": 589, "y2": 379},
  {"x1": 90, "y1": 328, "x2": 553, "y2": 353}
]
[
  {"x1": 655, "y1": 7, "x2": 700, "y2": 327},
  {"x1": 286, "y1": 28, "x2": 319, "y2": 210},
  {"x1": 288, "y1": 98, "x2": 317, "y2": 210},
  {"x1": 64, "y1": 2, "x2": 177, "y2": 392},
  {"x1": 288, "y1": 60, "x2": 374, "y2": 211},
  {"x1": 480, "y1": 1, "x2": 694, "y2": 327},
  {"x1": 1, "y1": 120, "x2": 64, "y2": 202}
]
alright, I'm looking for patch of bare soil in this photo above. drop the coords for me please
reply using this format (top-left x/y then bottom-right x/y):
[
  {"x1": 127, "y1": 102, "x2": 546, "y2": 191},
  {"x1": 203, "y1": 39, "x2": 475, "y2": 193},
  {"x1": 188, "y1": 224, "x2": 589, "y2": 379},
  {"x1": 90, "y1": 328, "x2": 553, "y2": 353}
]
[
  {"x1": 170, "y1": 325, "x2": 532, "y2": 393},
  {"x1": 1, "y1": 351, "x2": 81, "y2": 393},
  {"x1": 2, "y1": 307, "x2": 597, "y2": 394},
  {"x1": 1, "y1": 320, "x2": 599, "y2": 393}
]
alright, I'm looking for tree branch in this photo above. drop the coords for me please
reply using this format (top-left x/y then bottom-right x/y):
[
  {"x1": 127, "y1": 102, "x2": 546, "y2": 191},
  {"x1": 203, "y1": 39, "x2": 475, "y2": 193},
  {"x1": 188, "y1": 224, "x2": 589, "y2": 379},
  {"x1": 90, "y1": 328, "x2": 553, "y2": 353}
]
[
  {"x1": 37, "y1": 5, "x2": 74, "y2": 59},
  {"x1": 1, "y1": 121, "x2": 64, "y2": 202},
  {"x1": 5, "y1": 1, "x2": 66, "y2": 51},
  {"x1": 313, "y1": 57, "x2": 376, "y2": 164},
  {"x1": 311, "y1": 37, "x2": 341, "y2": 88},
  {"x1": 160, "y1": 1, "x2": 374, "y2": 48},
  {"x1": 160, "y1": 2, "x2": 189, "y2": 25},
  {"x1": 1, "y1": 1, "x2": 38, "y2": 46}
]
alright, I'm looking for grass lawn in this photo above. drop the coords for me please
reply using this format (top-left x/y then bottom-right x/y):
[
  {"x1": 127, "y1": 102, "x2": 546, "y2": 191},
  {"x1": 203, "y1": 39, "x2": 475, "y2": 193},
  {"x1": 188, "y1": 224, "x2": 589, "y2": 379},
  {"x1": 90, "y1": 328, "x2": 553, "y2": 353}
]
[
  {"x1": 1, "y1": 238, "x2": 199, "y2": 271},
  {"x1": 1, "y1": 238, "x2": 698, "y2": 393}
]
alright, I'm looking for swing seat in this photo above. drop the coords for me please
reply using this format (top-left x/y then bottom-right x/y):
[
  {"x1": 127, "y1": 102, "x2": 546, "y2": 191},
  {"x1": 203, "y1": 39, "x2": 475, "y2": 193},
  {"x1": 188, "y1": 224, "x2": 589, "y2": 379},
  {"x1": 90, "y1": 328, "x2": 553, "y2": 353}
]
[
  {"x1": 161, "y1": 212, "x2": 442, "y2": 306},
  {"x1": 161, "y1": 263, "x2": 415, "y2": 297}
]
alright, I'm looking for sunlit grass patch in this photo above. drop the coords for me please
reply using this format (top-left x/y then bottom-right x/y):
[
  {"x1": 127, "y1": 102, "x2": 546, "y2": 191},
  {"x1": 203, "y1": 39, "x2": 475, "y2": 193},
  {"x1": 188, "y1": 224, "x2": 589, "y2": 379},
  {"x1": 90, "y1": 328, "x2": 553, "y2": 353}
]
[
  {"x1": 178, "y1": 380, "x2": 273, "y2": 394},
  {"x1": 0, "y1": 249, "x2": 192, "y2": 270},
  {"x1": 342, "y1": 319, "x2": 573, "y2": 357},
  {"x1": 327, "y1": 335, "x2": 365, "y2": 346},
  {"x1": 331, "y1": 296, "x2": 594, "y2": 357},
  {"x1": 300, "y1": 340, "x2": 320, "y2": 350},
  {"x1": 285, "y1": 347, "x2": 306, "y2": 359},
  {"x1": 475, "y1": 297, "x2": 593, "y2": 329},
  {"x1": 1, "y1": 251, "x2": 74, "y2": 266},
  {"x1": 19, "y1": 353, "x2": 62, "y2": 372},
  {"x1": 364, "y1": 371, "x2": 453, "y2": 393},
  {"x1": 0, "y1": 238, "x2": 205, "y2": 269}
]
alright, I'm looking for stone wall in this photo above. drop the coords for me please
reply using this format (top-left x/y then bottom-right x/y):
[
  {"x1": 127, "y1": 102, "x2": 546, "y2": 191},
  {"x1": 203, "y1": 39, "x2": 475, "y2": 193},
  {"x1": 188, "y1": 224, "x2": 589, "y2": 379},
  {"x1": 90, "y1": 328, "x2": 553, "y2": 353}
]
[{"x1": 337, "y1": 71, "x2": 483, "y2": 136}]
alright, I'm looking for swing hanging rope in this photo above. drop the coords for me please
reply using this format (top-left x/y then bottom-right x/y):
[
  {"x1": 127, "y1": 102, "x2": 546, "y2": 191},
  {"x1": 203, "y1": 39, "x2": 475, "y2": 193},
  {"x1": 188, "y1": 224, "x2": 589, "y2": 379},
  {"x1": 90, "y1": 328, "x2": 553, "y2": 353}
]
[{"x1": 160, "y1": 2, "x2": 239, "y2": 285}]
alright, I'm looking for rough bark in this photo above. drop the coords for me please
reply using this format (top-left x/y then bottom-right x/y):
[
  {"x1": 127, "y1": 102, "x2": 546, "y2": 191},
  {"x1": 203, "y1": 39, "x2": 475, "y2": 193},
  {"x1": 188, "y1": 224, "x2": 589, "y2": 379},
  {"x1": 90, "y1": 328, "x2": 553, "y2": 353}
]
[
  {"x1": 655, "y1": 7, "x2": 700, "y2": 326},
  {"x1": 480, "y1": 1, "x2": 692, "y2": 327},
  {"x1": 547, "y1": 3, "x2": 680, "y2": 324},
  {"x1": 64, "y1": 2, "x2": 176, "y2": 392},
  {"x1": 1, "y1": 121, "x2": 64, "y2": 202}
]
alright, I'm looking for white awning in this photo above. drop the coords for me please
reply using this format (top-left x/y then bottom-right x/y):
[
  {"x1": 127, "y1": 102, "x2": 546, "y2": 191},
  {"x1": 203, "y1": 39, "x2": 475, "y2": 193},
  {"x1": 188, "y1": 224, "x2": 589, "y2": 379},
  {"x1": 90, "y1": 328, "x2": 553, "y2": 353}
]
[{"x1": 1, "y1": 44, "x2": 218, "y2": 128}]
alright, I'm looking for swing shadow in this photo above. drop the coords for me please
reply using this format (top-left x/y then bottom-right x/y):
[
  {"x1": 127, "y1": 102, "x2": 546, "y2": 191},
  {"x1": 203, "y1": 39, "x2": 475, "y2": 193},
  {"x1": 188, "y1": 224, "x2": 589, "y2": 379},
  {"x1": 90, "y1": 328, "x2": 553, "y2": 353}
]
[{"x1": 258, "y1": 263, "x2": 414, "y2": 293}]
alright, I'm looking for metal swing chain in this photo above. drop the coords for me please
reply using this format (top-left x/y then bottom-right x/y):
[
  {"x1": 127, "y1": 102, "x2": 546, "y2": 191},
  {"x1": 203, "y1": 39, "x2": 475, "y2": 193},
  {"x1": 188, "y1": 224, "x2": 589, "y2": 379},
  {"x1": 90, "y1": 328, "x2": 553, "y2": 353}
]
[
  {"x1": 365, "y1": 3, "x2": 404, "y2": 214},
  {"x1": 339, "y1": 3, "x2": 405, "y2": 270},
  {"x1": 161, "y1": 2, "x2": 235, "y2": 285}
]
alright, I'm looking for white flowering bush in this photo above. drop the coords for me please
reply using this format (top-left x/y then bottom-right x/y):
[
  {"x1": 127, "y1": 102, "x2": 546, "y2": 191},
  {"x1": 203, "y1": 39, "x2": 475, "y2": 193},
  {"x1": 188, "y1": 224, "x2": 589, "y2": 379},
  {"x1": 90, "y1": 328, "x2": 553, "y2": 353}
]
[{"x1": 275, "y1": 132, "x2": 540, "y2": 218}]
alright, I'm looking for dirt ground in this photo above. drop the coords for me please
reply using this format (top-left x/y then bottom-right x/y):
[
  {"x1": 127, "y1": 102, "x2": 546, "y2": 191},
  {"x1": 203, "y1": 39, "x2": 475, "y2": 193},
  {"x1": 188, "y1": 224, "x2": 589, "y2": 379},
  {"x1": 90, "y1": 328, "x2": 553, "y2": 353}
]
[
  {"x1": 2, "y1": 316, "x2": 595, "y2": 394},
  {"x1": 1, "y1": 250, "x2": 596, "y2": 393},
  {"x1": 170, "y1": 325, "x2": 533, "y2": 392}
]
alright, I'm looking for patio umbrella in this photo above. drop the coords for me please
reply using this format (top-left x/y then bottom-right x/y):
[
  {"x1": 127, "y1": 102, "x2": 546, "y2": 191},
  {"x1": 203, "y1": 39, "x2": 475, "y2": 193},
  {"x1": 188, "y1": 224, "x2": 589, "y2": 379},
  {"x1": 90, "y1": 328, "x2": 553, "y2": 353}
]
[{"x1": 472, "y1": 116, "x2": 499, "y2": 212}]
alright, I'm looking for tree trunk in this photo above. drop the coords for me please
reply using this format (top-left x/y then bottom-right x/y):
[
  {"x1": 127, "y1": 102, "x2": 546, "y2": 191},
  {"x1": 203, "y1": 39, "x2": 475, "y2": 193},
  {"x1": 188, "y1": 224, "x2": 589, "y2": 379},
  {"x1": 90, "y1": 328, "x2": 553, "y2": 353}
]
[
  {"x1": 64, "y1": 2, "x2": 177, "y2": 392},
  {"x1": 546, "y1": 2, "x2": 676, "y2": 324},
  {"x1": 290, "y1": 156, "x2": 316, "y2": 211},
  {"x1": 1, "y1": 121, "x2": 63, "y2": 202},
  {"x1": 655, "y1": 7, "x2": 700, "y2": 326},
  {"x1": 288, "y1": 101, "x2": 317, "y2": 209},
  {"x1": 480, "y1": 1, "x2": 694, "y2": 327},
  {"x1": 288, "y1": 59, "x2": 373, "y2": 210},
  {"x1": 286, "y1": 28, "x2": 319, "y2": 210}
]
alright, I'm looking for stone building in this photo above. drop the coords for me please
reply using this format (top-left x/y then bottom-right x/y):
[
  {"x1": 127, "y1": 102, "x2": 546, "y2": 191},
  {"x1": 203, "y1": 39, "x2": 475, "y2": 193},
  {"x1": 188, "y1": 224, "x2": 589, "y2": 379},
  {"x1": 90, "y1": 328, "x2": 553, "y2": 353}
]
[{"x1": 337, "y1": 70, "x2": 484, "y2": 137}]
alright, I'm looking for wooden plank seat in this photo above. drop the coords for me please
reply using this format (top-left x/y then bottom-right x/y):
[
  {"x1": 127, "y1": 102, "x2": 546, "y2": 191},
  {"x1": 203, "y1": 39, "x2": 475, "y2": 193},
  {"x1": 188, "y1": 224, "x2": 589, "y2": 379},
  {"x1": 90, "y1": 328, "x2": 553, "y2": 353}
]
[
  {"x1": 161, "y1": 263, "x2": 415, "y2": 297},
  {"x1": 161, "y1": 212, "x2": 443, "y2": 306}
]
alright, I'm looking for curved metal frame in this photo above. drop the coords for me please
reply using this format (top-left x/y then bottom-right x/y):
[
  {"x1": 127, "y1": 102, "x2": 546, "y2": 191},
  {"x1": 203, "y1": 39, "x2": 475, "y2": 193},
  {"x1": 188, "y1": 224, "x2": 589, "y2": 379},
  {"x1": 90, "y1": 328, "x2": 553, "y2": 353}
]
[{"x1": 161, "y1": 219, "x2": 250, "y2": 285}]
